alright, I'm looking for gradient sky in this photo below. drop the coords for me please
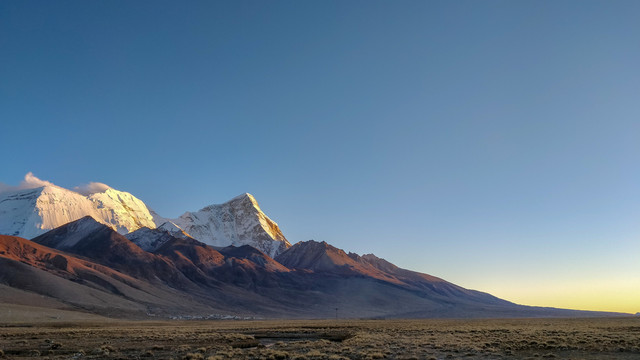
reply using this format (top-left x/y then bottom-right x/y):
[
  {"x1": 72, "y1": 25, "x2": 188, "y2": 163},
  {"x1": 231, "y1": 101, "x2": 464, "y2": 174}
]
[{"x1": 1, "y1": 1, "x2": 639, "y2": 313}]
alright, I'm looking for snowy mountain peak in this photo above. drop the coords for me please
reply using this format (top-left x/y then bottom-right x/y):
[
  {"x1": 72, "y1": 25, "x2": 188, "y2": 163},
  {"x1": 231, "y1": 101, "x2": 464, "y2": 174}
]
[
  {"x1": 86, "y1": 188, "x2": 156, "y2": 232},
  {"x1": 204, "y1": 193, "x2": 259, "y2": 212},
  {"x1": 37, "y1": 184, "x2": 66, "y2": 194},
  {"x1": 228, "y1": 192, "x2": 263, "y2": 210},
  {"x1": 0, "y1": 174, "x2": 155, "y2": 238},
  {"x1": 1, "y1": 174, "x2": 292, "y2": 257},
  {"x1": 230, "y1": 192, "x2": 257, "y2": 202},
  {"x1": 170, "y1": 193, "x2": 291, "y2": 257},
  {"x1": 156, "y1": 221, "x2": 192, "y2": 240},
  {"x1": 158, "y1": 221, "x2": 183, "y2": 233}
]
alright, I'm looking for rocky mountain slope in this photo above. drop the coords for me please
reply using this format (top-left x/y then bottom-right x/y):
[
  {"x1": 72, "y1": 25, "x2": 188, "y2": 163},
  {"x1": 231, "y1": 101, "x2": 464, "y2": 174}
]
[
  {"x1": 0, "y1": 234, "x2": 215, "y2": 317},
  {"x1": 0, "y1": 174, "x2": 630, "y2": 319},
  {"x1": 1, "y1": 217, "x2": 626, "y2": 319}
]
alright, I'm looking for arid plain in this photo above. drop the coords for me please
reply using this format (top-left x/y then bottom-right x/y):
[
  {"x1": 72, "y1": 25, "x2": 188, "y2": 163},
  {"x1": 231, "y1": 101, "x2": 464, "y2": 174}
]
[{"x1": 1, "y1": 308, "x2": 639, "y2": 360}]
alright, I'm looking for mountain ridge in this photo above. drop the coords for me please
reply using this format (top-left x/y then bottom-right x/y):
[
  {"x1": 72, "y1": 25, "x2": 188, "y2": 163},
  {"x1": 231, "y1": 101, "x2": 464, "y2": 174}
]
[
  {"x1": 161, "y1": 192, "x2": 291, "y2": 257},
  {"x1": 1, "y1": 218, "x2": 630, "y2": 319},
  {"x1": 0, "y1": 174, "x2": 290, "y2": 256},
  {"x1": 0, "y1": 174, "x2": 631, "y2": 319}
]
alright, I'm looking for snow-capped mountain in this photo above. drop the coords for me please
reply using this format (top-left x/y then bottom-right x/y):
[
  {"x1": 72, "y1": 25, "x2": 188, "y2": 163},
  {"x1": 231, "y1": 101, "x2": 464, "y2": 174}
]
[
  {"x1": 160, "y1": 193, "x2": 291, "y2": 258},
  {"x1": 0, "y1": 179, "x2": 155, "y2": 239},
  {"x1": 0, "y1": 174, "x2": 291, "y2": 257},
  {"x1": 1, "y1": 175, "x2": 627, "y2": 319}
]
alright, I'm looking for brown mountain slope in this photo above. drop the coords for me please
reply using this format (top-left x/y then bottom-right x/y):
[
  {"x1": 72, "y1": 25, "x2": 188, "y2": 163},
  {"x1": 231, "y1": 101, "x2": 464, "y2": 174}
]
[
  {"x1": 347, "y1": 252, "x2": 509, "y2": 305},
  {"x1": 274, "y1": 240, "x2": 400, "y2": 282},
  {"x1": 275, "y1": 240, "x2": 512, "y2": 308},
  {"x1": 31, "y1": 217, "x2": 196, "y2": 287},
  {"x1": 154, "y1": 234, "x2": 291, "y2": 289},
  {"x1": 7, "y1": 221, "x2": 628, "y2": 319},
  {"x1": 0, "y1": 235, "x2": 218, "y2": 317}
]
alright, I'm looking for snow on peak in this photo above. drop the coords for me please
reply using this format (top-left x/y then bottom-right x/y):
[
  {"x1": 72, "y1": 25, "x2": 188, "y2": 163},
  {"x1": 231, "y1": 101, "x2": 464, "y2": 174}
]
[
  {"x1": 158, "y1": 221, "x2": 181, "y2": 232},
  {"x1": 157, "y1": 221, "x2": 189, "y2": 237},
  {"x1": 0, "y1": 174, "x2": 155, "y2": 238},
  {"x1": 230, "y1": 192, "x2": 253, "y2": 200},
  {"x1": 1, "y1": 174, "x2": 292, "y2": 258},
  {"x1": 168, "y1": 193, "x2": 291, "y2": 257},
  {"x1": 229, "y1": 192, "x2": 257, "y2": 204}
]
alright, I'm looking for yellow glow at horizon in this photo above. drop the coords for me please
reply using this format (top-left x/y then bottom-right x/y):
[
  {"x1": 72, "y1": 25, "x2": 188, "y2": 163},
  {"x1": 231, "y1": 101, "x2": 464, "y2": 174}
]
[{"x1": 486, "y1": 277, "x2": 640, "y2": 314}]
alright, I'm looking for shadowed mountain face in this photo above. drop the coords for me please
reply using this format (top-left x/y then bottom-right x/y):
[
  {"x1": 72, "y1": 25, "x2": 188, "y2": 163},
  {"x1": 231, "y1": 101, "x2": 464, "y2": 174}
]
[
  {"x1": 3, "y1": 218, "x2": 629, "y2": 319},
  {"x1": 275, "y1": 240, "x2": 511, "y2": 307},
  {"x1": 32, "y1": 217, "x2": 189, "y2": 285},
  {"x1": 0, "y1": 234, "x2": 219, "y2": 317},
  {"x1": 151, "y1": 234, "x2": 290, "y2": 289},
  {"x1": 32, "y1": 218, "x2": 287, "y2": 293},
  {"x1": 276, "y1": 240, "x2": 408, "y2": 282}
]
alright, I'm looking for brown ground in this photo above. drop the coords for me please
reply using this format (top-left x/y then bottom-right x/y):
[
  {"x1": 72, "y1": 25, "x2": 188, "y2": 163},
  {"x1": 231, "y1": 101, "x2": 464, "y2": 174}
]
[{"x1": 0, "y1": 314, "x2": 639, "y2": 359}]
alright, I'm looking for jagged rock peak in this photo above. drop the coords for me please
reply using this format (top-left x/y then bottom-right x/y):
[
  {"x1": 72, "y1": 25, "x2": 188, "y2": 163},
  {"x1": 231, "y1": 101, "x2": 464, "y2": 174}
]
[
  {"x1": 168, "y1": 193, "x2": 291, "y2": 258},
  {"x1": 290, "y1": 239, "x2": 331, "y2": 249},
  {"x1": 230, "y1": 192, "x2": 259, "y2": 204},
  {"x1": 157, "y1": 221, "x2": 191, "y2": 238},
  {"x1": 274, "y1": 239, "x2": 361, "y2": 273}
]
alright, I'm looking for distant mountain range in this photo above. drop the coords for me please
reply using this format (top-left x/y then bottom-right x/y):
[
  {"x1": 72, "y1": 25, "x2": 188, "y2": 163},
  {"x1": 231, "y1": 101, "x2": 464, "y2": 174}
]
[
  {"x1": 0, "y1": 177, "x2": 289, "y2": 257},
  {"x1": 0, "y1": 175, "x2": 629, "y2": 319}
]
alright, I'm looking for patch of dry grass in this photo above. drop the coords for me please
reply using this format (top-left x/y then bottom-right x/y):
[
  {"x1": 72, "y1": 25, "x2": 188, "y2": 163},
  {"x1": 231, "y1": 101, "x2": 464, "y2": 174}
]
[{"x1": 0, "y1": 317, "x2": 639, "y2": 359}]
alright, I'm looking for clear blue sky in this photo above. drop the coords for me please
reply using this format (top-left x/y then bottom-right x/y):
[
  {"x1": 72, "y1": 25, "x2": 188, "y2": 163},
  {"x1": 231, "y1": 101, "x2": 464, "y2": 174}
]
[{"x1": 1, "y1": 1, "x2": 639, "y2": 312}]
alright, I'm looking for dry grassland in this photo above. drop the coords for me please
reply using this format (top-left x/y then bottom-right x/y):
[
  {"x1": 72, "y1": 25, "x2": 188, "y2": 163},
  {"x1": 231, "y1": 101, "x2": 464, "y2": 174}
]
[{"x1": 0, "y1": 317, "x2": 639, "y2": 359}]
